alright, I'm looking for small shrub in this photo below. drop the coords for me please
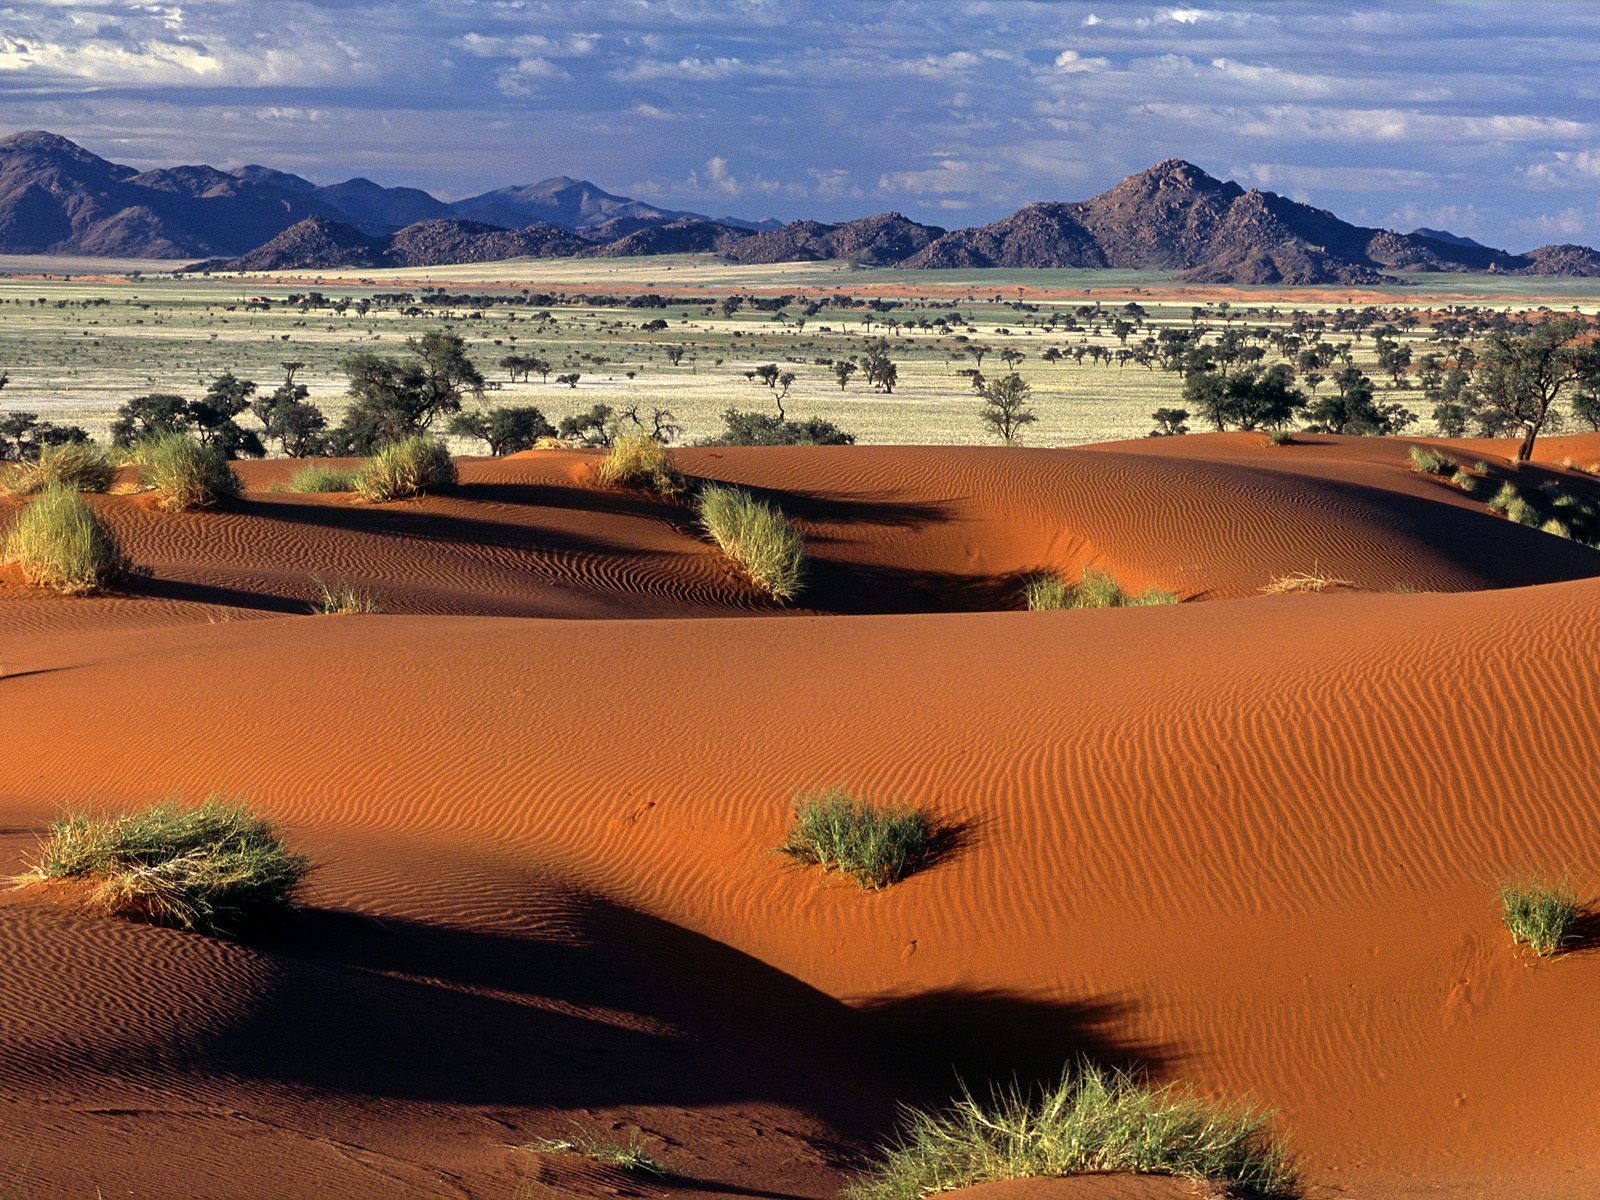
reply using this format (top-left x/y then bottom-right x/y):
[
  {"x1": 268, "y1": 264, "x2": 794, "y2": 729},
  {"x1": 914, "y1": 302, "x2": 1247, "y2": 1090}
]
[
  {"x1": 1260, "y1": 571, "x2": 1357, "y2": 595},
  {"x1": 289, "y1": 464, "x2": 356, "y2": 493},
  {"x1": 1026, "y1": 567, "x2": 1175, "y2": 610},
  {"x1": 593, "y1": 432, "x2": 686, "y2": 498},
  {"x1": 16, "y1": 797, "x2": 310, "y2": 936},
  {"x1": 1540, "y1": 517, "x2": 1572, "y2": 539},
  {"x1": 353, "y1": 436, "x2": 456, "y2": 503},
  {"x1": 1498, "y1": 876, "x2": 1582, "y2": 956},
  {"x1": 697, "y1": 483, "x2": 805, "y2": 601},
  {"x1": 1487, "y1": 482, "x2": 1540, "y2": 526},
  {"x1": 2, "y1": 483, "x2": 128, "y2": 594},
  {"x1": 2, "y1": 441, "x2": 115, "y2": 495},
  {"x1": 1447, "y1": 467, "x2": 1477, "y2": 493},
  {"x1": 1409, "y1": 445, "x2": 1450, "y2": 475},
  {"x1": 1266, "y1": 428, "x2": 1294, "y2": 446},
  {"x1": 313, "y1": 576, "x2": 379, "y2": 614},
  {"x1": 779, "y1": 788, "x2": 938, "y2": 890},
  {"x1": 848, "y1": 1062, "x2": 1296, "y2": 1200},
  {"x1": 132, "y1": 433, "x2": 240, "y2": 510},
  {"x1": 521, "y1": 1130, "x2": 666, "y2": 1176}
]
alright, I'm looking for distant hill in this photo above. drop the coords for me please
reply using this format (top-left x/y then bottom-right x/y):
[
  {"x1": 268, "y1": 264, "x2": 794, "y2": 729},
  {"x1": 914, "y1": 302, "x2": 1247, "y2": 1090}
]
[
  {"x1": 449, "y1": 175, "x2": 710, "y2": 232},
  {"x1": 196, "y1": 215, "x2": 590, "y2": 272},
  {"x1": 12, "y1": 130, "x2": 1600, "y2": 284}
]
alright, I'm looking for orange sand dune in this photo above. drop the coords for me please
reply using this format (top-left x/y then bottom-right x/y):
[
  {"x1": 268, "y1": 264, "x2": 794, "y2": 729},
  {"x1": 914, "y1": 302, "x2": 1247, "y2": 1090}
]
[
  {"x1": 2, "y1": 437, "x2": 1598, "y2": 1199},
  {"x1": 3, "y1": 435, "x2": 1597, "y2": 640}
]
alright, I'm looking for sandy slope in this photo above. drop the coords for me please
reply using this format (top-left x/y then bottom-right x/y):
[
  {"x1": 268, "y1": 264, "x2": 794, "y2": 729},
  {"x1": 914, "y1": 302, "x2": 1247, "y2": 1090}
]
[{"x1": 1, "y1": 436, "x2": 1598, "y2": 1199}]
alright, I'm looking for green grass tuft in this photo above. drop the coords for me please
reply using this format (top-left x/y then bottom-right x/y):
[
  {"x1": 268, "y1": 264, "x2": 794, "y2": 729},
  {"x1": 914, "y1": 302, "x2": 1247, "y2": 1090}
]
[
  {"x1": 353, "y1": 436, "x2": 456, "y2": 503},
  {"x1": 778, "y1": 787, "x2": 939, "y2": 890},
  {"x1": 1026, "y1": 567, "x2": 1176, "y2": 610},
  {"x1": 1447, "y1": 467, "x2": 1477, "y2": 493},
  {"x1": 2, "y1": 482, "x2": 128, "y2": 594},
  {"x1": 1497, "y1": 875, "x2": 1582, "y2": 956},
  {"x1": 1266, "y1": 428, "x2": 1294, "y2": 446},
  {"x1": 16, "y1": 797, "x2": 310, "y2": 936},
  {"x1": 848, "y1": 1062, "x2": 1296, "y2": 1200},
  {"x1": 289, "y1": 464, "x2": 357, "y2": 493},
  {"x1": 312, "y1": 576, "x2": 379, "y2": 614},
  {"x1": 131, "y1": 433, "x2": 240, "y2": 510},
  {"x1": 2, "y1": 442, "x2": 116, "y2": 495},
  {"x1": 1487, "y1": 482, "x2": 1540, "y2": 526},
  {"x1": 697, "y1": 482, "x2": 806, "y2": 601},
  {"x1": 1409, "y1": 445, "x2": 1450, "y2": 475},
  {"x1": 593, "y1": 432, "x2": 686, "y2": 498},
  {"x1": 520, "y1": 1130, "x2": 667, "y2": 1176}
]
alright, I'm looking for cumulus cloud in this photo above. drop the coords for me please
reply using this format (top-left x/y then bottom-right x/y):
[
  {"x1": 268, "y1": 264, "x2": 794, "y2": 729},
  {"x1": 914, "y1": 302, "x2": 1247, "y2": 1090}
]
[{"x1": 1054, "y1": 50, "x2": 1109, "y2": 74}]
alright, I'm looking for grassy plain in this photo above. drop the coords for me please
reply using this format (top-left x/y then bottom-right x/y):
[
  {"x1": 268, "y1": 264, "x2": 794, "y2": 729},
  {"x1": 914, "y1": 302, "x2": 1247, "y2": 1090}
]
[{"x1": 4, "y1": 254, "x2": 1600, "y2": 449}]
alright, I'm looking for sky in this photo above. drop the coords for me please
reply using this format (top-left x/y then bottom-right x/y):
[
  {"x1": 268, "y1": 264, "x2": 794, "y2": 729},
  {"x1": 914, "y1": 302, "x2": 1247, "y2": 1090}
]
[{"x1": 1, "y1": 1, "x2": 1598, "y2": 249}]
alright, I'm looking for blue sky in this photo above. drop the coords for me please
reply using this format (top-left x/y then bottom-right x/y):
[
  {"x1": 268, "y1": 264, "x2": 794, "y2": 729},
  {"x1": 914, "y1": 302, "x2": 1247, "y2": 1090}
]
[{"x1": 2, "y1": 1, "x2": 1598, "y2": 248}]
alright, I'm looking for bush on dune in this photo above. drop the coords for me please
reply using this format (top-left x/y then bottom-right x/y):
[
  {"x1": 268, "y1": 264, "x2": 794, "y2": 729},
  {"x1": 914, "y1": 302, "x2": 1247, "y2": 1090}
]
[
  {"x1": 1497, "y1": 875, "x2": 1582, "y2": 956},
  {"x1": 2, "y1": 482, "x2": 128, "y2": 594},
  {"x1": 353, "y1": 436, "x2": 456, "y2": 503},
  {"x1": 1408, "y1": 445, "x2": 1451, "y2": 476},
  {"x1": 2, "y1": 441, "x2": 115, "y2": 495},
  {"x1": 594, "y1": 432, "x2": 686, "y2": 498},
  {"x1": 16, "y1": 797, "x2": 310, "y2": 936},
  {"x1": 312, "y1": 576, "x2": 379, "y2": 614},
  {"x1": 289, "y1": 464, "x2": 357, "y2": 493},
  {"x1": 1025, "y1": 567, "x2": 1176, "y2": 610},
  {"x1": 778, "y1": 788, "x2": 939, "y2": 890},
  {"x1": 131, "y1": 433, "x2": 241, "y2": 510},
  {"x1": 849, "y1": 1062, "x2": 1296, "y2": 1200},
  {"x1": 697, "y1": 482, "x2": 805, "y2": 601}
]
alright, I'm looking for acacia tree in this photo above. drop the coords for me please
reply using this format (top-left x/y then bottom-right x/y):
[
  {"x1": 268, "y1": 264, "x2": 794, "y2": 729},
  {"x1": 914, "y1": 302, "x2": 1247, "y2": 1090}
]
[
  {"x1": 1471, "y1": 318, "x2": 1598, "y2": 460},
  {"x1": 977, "y1": 372, "x2": 1037, "y2": 444}
]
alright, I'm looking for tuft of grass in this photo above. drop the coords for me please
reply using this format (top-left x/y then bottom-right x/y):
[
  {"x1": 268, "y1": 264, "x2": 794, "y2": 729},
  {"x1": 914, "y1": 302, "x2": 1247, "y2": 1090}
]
[
  {"x1": 15, "y1": 797, "x2": 310, "y2": 936},
  {"x1": 353, "y1": 436, "x2": 456, "y2": 503},
  {"x1": 1497, "y1": 876, "x2": 1582, "y2": 957},
  {"x1": 697, "y1": 482, "x2": 806, "y2": 601},
  {"x1": 520, "y1": 1130, "x2": 667, "y2": 1176},
  {"x1": 778, "y1": 787, "x2": 939, "y2": 890},
  {"x1": 289, "y1": 464, "x2": 356, "y2": 493},
  {"x1": 847, "y1": 1061, "x2": 1296, "y2": 1200},
  {"x1": 593, "y1": 432, "x2": 686, "y2": 498},
  {"x1": 1265, "y1": 428, "x2": 1294, "y2": 446},
  {"x1": 1260, "y1": 571, "x2": 1357, "y2": 595},
  {"x1": 1487, "y1": 482, "x2": 1540, "y2": 526},
  {"x1": 312, "y1": 576, "x2": 379, "y2": 614},
  {"x1": 2, "y1": 482, "x2": 128, "y2": 594},
  {"x1": 1447, "y1": 467, "x2": 1478, "y2": 493},
  {"x1": 1409, "y1": 445, "x2": 1451, "y2": 475},
  {"x1": 2, "y1": 441, "x2": 115, "y2": 495},
  {"x1": 1026, "y1": 567, "x2": 1176, "y2": 610},
  {"x1": 131, "y1": 433, "x2": 240, "y2": 510}
]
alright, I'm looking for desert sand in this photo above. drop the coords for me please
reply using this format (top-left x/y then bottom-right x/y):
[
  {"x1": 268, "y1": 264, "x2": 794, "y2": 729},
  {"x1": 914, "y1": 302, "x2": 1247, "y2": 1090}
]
[{"x1": 2, "y1": 433, "x2": 1598, "y2": 1199}]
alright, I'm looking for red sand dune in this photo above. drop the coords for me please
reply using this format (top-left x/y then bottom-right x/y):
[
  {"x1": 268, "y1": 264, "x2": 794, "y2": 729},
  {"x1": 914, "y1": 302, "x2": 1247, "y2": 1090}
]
[{"x1": 2, "y1": 434, "x2": 1598, "y2": 1199}]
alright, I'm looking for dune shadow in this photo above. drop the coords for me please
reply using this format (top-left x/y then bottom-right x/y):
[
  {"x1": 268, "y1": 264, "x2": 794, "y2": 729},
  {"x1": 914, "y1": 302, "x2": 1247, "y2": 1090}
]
[
  {"x1": 206, "y1": 891, "x2": 1159, "y2": 1148},
  {"x1": 118, "y1": 574, "x2": 311, "y2": 615}
]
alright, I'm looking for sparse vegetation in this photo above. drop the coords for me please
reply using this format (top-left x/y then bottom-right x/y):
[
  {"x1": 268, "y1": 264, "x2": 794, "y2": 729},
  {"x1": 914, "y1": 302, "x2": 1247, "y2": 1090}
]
[
  {"x1": 131, "y1": 433, "x2": 241, "y2": 510},
  {"x1": 1260, "y1": 571, "x2": 1358, "y2": 595},
  {"x1": 2, "y1": 441, "x2": 115, "y2": 495},
  {"x1": 1409, "y1": 445, "x2": 1450, "y2": 475},
  {"x1": 1025, "y1": 567, "x2": 1176, "y2": 610},
  {"x1": 593, "y1": 432, "x2": 686, "y2": 498},
  {"x1": 520, "y1": 1130, "x2": 667, "y2": 1177},
  {"x1": 15, "y1": 797, "x2": 310, "y2": 936},
  {"x1": 1266, "y1": 428, "x2": 1294, "y2": 446},
  {"x1": 313, "y1": 576, "x2": 379, "y2": 614},
  {"x1": 696, "y1": 483, "x2": 805, "y2": 601},
  {"x1": 1487, "y1": 482, "x2": 1540, "y2": 526},
  {"x1": 778, "y1": 787, "x2": 939, "y2": 890},
  {"x1": 848, "y1": 1062, "x2": 1296, "y2": 1200},
  {"x1": 289, "y1": 464, "x2": 357, "y2": 493},
  {"x1": 352, "y1": 436, "x2": 456, "y2": 502},
  {"x1": 1497, "y1": 875, "x2": 1582, "y2": 956},
  {"x1": 2, "y1": 482, "x2": 128, "y2": 593}
]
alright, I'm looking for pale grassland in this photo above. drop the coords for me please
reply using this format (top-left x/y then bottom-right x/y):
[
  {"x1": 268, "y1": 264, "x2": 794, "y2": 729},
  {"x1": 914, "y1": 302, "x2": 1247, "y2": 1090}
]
[{"x1": 4, "y1": 255, "x2": 1600, "y2": 450}]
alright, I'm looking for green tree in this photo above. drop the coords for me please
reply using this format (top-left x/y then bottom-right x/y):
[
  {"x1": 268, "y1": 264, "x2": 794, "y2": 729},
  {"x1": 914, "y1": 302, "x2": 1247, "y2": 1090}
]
[{"x1": 977, "y1": 372, "x2": 1036, "y2": 444}]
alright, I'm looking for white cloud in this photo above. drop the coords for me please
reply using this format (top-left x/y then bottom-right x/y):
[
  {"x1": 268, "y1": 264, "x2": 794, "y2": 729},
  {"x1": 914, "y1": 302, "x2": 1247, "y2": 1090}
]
[
  {"x1": 1054, "y1": 49, "x2": 1109, "y2": 74},
  {"x1": 878, "y1": 158, "x2": 994, "y2": 195},
  {"x1": 1522, "y1": 149, "x2": 1600, "y2": 188},
  {"x1": 495, "y1": 57, "x2": 565, "y2": 97}
]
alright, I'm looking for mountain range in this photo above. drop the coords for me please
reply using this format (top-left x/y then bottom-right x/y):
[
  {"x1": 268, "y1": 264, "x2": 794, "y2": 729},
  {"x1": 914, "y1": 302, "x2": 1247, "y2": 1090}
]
[{"x1": 3, "y1": 130, "x2": 1598, "y2": 283}]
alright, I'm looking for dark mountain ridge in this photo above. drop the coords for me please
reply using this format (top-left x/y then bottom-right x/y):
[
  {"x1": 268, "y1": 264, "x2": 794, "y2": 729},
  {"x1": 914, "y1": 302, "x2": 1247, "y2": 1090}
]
[{"x1": 5, "y1": 131, "x2": 1599, "y2": 283}]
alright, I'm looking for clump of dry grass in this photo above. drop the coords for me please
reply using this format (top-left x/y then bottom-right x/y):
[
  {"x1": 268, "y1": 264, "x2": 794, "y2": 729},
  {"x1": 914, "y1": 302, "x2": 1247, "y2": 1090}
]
[
  {"x1": 312, "y1": 576, "x2": 379, "y2": 614},
  {"x1": 697, "y1": 483, "x2": 806, "y2": 601},
  {"x1": 593, "y1": 432, "x2": 686, "y2": 498},
  {"x1": 131, "y1": 433, "x2": 241, "y2": 510},
  {"x1": 15, "y1": 797, "x2": 310, "y2": 936},
  {"x1": 2, "y1": 441, "x2": 116, "y2": 495},
  {"x1": 353, "y1": 437, "x2": 456, "y2": 503},
  {"x1": 1025, "y1": 567, "x2": 1176, "y2": 610},
  {"x1": 1260, "y1": 571, "x2": 1359, "y2": 595},
  {"x1": 2, "y1": 482, "x2": 129, "y2": 593}
]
